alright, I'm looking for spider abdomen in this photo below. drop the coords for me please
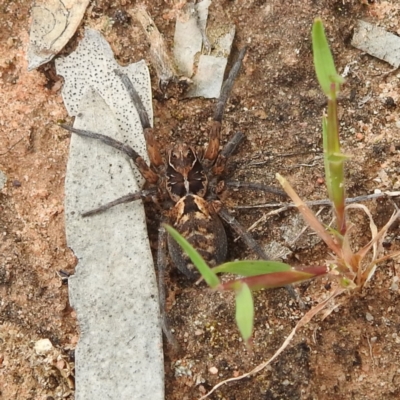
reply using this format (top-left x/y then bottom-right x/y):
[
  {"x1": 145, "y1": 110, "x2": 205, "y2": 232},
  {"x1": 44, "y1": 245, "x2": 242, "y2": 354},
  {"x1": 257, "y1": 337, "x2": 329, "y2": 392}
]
[{"x1": 167, "y1": 194, "x2": 227, "y2": 279}]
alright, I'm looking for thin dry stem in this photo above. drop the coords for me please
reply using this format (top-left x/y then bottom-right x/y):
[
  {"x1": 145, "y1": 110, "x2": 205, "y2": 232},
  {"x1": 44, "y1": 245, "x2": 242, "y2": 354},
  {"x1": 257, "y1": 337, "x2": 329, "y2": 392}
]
[
  {"x1": 236, "y1": 191, "x2": 400, "y2": 211},
  {"x1": 276, "y1": 173, "x2": 341, "y2": 255},
  {"x1": 357, "y1": 209, "x2": 400, "y2": 261},
  {"x1": 346, "y1": 204, "x2": 378, "y2": 261}
]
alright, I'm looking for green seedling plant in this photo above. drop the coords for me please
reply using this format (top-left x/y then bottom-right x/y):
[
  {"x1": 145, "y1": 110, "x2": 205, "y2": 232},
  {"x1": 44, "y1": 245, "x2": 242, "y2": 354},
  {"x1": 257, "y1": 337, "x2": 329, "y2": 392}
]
[
  {"x1": 277, "y1": 19, "x2": 400, "y2": 292},
  {"x1": 165, "y1": 225, "x2": 327, "y2": 344}
]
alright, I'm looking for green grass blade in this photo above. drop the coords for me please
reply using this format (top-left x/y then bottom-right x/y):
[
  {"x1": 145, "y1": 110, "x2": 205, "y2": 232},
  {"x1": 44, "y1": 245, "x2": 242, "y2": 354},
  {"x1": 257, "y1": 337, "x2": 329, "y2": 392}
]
[
  {"x1": 235, "y1": 283, "x2": 254, "y2": 344},
  {"x1": 163, "y1": 224, "x2": 220, "y2": 288},
  {"x1": 213, "y1": 260, "x2": 291, "y2": 276},
  {"x1": 313, "y1": 19, "x2": 347, "y2": 234},
  {"x1": 312, "y1": 18, "x2": 344, "y2": 98}
]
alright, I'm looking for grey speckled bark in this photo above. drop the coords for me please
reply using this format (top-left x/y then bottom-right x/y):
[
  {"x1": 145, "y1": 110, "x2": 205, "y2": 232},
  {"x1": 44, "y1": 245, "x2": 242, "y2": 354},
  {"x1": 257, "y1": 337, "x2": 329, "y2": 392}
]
[
  {"x1": 352, "y1": 20, "x2": 400, "y2": 68},
  {"x1": 56, "y1": 29, "x2": 164, "y2": 400}
]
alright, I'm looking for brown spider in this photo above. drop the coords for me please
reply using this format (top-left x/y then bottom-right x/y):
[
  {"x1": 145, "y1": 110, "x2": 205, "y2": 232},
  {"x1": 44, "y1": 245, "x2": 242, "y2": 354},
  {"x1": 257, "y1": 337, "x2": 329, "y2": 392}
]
[{"x1": 61, "y1": 48, "x2": 300, "y2": 331}]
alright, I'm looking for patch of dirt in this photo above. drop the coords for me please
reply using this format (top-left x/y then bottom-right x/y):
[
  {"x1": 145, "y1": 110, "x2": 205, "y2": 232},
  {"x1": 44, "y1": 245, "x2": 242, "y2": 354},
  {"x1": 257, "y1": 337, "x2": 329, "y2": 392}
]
[{"x1": 1, "y1": 0, "x2": 400, "y2": 399}]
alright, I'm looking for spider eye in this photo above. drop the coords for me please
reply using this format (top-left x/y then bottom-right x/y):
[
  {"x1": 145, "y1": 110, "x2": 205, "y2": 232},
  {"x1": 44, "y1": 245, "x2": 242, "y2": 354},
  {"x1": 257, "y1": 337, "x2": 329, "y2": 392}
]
[{"x1": 186, "y1": 149, "x2": 195, "y2": 160}]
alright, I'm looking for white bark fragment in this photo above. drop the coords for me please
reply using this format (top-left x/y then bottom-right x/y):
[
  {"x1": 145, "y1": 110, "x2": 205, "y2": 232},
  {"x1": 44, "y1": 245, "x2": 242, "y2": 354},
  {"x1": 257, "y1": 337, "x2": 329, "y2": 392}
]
[
  {"x1": 27, "y1": 0, "x2": 90, "y2": 70},
  {"x1": 56, "y1": 29, "x2": 164, "y2": 400},
  {"x1": 185, "y1": 55, "x2": 228, "y2": 98},
  {"x1": 173, "y1": 0, "x2": 236, "y2": 98},
  {"x1": 352, "y1": 20, "x2": 400, "y2": 68},
  {"x1": 174, "y1": 2, "x2": 204, "y2": 77}
]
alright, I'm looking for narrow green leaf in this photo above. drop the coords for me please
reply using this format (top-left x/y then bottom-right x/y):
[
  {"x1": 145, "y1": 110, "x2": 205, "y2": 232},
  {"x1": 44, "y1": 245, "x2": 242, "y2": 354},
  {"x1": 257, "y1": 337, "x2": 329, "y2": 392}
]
[
  {"x1": 163, "y1": 224, "x2": 220, "y2": 288},
  {"x1": 312, "y1": 18, "x2": 344, "y2": 97},
  {"x1": 221, "y1": 265, "x2": 328, "y2": 291},
  {"x1": 235, "y1": 283, "x2": 254, "y2": 343},
  {"x1": 213, "y1": 260, "x2": 291, "y2": 276}
]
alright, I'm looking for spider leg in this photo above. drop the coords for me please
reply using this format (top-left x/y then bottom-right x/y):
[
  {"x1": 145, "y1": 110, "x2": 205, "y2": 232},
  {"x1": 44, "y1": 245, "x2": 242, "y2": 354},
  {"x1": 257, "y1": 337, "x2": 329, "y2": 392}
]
[
  {"x1": 220, "y1": 131, "x2": 245, "y2": 158},
  {"x1": 114, "y1": 70, "x2": 152, "y2": 129},
  {"x1": 212, "y1": 133, "x2": 288, "y2": 198},
  {"x1": 203, "y1": 47, "x2": 247, "y2": 163},
  {"x1": 114, "y1": 70, "x2": 163, "y2": 169},
  {"x1": 61, "y1": 68, "x2": 164, "y2": 181},
  {"x1": 214, "y1": 47, "x2": 247, "y2": 123},
  {"x1": 157, "y1": 225, "x2": 179, "y2": 350},
  {"x1": 218, "y1": 206, "x2": 273, "y2": 259},
  {"x1": 61, "y1": 124, "x2": 159, "y2": 184},
  {"x1": 212, "y1": 133, "x2": 286, "y2": 199},
  {"x1": 211, "y1": 131, "x2": 245, "y2": 176},
  {"x1": 217, "y1": 206, "x2": 304, "y2": 308},
  {"x1": 81, "y1": 188, "x2": 157, "y2": 217}
]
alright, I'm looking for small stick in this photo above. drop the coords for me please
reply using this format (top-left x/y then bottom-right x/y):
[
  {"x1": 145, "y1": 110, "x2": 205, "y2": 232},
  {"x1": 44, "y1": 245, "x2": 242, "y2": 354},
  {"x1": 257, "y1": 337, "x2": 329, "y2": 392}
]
[
  {"x1": 235, "y1": 191, "x2": 400, "y2": 210},
  {"x1": 0, "y1": 136, "x2": 25, "y2": 156},
  {"x1": 226, "y1": 181, "x2": 287, "y2": 198}
]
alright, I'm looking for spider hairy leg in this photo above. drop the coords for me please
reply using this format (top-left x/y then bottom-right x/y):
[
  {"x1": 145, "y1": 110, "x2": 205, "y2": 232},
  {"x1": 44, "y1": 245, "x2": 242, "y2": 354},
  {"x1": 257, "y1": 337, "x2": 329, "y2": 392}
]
[
  {"x1": 81, "y1": 189, "x2": 157, "y2": 217},
  {"x1": 218, "y1": 207, "x2": 304, "y2": 307},
  {"x1": 204, "y1": 47, "x2": 247, "y2": 163},
  {"x1": 211, "y1": 131, "x2": 245, "y2": 176},
  {"x1": 220, "y1": 131, "x2": 245, "y2": 158},
  {"x1": 214, "y1": 47, "x2": 247, "y2": 123},
  {"x1": 60, "y1": 124, "x2": 159, "y2": 184},
  {"x1": 215, "y1": 131, "x2": 287, "y2": 198},
  {"x1": 114, "y1": 70, "x2": 152, "y2": 129},
  {"x1": 114, "y1": 69, "x2": 163, "y2": 168}
]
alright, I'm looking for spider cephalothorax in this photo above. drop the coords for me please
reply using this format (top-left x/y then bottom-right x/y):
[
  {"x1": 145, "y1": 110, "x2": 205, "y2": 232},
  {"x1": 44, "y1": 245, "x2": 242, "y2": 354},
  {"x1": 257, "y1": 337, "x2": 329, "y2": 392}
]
[{"x1": 166, "y1": 143, "x2": 208, "y2": 202}]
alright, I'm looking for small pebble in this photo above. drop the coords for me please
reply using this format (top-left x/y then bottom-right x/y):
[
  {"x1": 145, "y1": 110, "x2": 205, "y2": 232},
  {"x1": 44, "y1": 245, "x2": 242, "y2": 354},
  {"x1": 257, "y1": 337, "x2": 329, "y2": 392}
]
[
  {"x1": 34, "y1": 338, "x2": 53, "y2": 355},
  {"x1": 0, "y1": 170, "x2": 7, "y2": 190},
  {"x1": 365, "y1": 312, "x2": 374, "y2": 322},
  {"x1": 253, "y1": 109, "x2": 267, "y2": 119},
  {"x1": 209, "y1": 366, "x2": 218, "y2": 375}
]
